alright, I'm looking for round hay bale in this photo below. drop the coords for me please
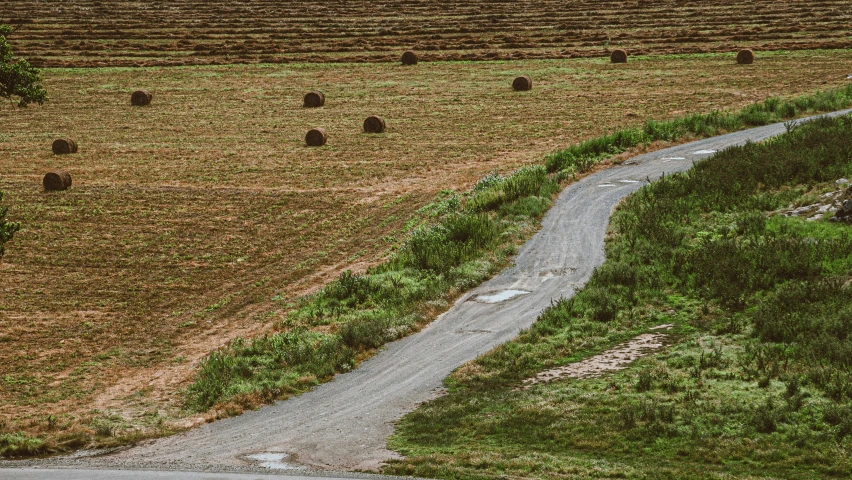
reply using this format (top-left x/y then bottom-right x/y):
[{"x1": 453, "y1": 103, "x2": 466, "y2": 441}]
[
  {"x1": 305, "y1": 127, "x2": 328, "y2": 147},
  {"x1": 51, "y1": 138, "x2": 78, "y2": 155},
  {"x1": 131, "y1": 90, "x2": 153, "y2": 106},
  {"x1": 401, "y1": 51, "x2": 418, "y2": 66},
  {"x1": 610, "y1": 49, "x2": 628, "y2": 64},
  {"x1": 303, "y1": 91, "x2": 325, "y2": 108},
  {"x1": 737, "y1": 49, "x2": 755, "y2": 65},
  {"x1": 43, "y1": 170, "x2": 72, "y2": 191},
  {"x1": 363, "y1": 115, "x2": 387, "y2": 134},
  {"x1": 512, "y1": 75, "x2": 532, "y2": 91}
]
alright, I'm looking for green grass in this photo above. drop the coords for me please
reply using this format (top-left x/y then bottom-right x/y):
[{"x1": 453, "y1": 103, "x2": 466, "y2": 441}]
[
  {"x1": 384, "y1": 114, "x2": 852, "y2": 479},
  {"x1": 545, "y1": 84, "x2": 852, "y2": 175},
  {"x1": 184, "y1": 86, "x2": 852, "y2": 416},
  {"x1": 0, "y1": 431, "x2": 48, "y2": 458},
  {"x1": 184, "y1": 169, "x2": 558, "y2": 411}
]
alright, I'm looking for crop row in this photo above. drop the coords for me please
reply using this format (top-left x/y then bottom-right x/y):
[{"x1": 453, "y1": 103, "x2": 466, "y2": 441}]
[{"x1": 3, "y1": 0, "x2": 851, "y2": 67}]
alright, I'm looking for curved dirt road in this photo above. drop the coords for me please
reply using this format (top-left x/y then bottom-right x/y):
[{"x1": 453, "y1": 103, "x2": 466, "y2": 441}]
[{"x1": 4, "y1": 110, "x2": 850, "y2": 478}]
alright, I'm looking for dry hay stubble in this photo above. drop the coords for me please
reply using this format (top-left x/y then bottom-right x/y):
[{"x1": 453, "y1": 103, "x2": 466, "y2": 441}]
[
  {"x1": 43, "y1": 170, "x2": 72, "y2": 191},
  {"x1": 401, "y1": 51, "x2": 418, "y2": 66},
  {"x1": 610, "y1": 49, "x2": 628, "y2": 63},
  {"x1": 303, "y1": 91, "x2": 326, "y2": 108},
  {"x1": 363, "y1": 115, "x2": 386, "y2": 134},
  {"x1": 305, "y1": 127, "x2": 328, "y2": 146},
  {"x1": 737, "y1": 49, "x2": 755, "y2": 65},
  {"x1": 131, "y1": 90, "x2": 153, "y2": 106},
  {"x1": 512, "y1": 75, "x2": 532, "y2": 91},
  {"x1": 51, "y1": 138, "x2": 78, "y2": 155}
]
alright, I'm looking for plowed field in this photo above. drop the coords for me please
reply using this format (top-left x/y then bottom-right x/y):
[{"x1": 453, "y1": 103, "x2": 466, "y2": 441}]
[{"x1": 2, "y1": 0, "x2": 851, "y2": 68}]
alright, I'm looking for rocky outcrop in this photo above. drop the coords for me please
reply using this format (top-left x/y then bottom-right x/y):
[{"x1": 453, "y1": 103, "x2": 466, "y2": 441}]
[{"x1": 773, "y1": 179, "x2": 852, "y2": 223}]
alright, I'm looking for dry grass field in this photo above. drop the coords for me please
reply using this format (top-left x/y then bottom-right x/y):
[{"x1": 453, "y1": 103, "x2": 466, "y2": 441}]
[
  {"x1": 2, "y1": 50, "x2": 852, "y2": 442},
  {"x1": 2, "y1": 0, "x2": 851, "y2": 68}
]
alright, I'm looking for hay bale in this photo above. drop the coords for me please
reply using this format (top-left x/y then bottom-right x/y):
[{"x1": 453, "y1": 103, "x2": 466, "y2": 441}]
[
  {"x1": 737, "y1": 49, "x2": 755, "y2": 65},
  {"x1": 512, "y1": 75, "x2": 532, "y2": 91},
  {"x1": 610, "y1": 49, "x2": 628, "y2": 63},
  {"x1": 131, "y1": 90, "x2": 153, "y2": 106},
  {"x1": 51, "y1": 138, "x2": 78, "y2": 155},
  {"x1": 363, "y1": 115, "x2": 386, "y2": 134},
  {"x1": 43, "y1": 170, "x2": 72, "y2": 191},
  {"x1": 305, "y1": 127, "x2": 328, "y2": 147},
  {"x1": 303, "y1": 91, "x2": 325, "y2": 108},
  {"x1": 401, "y1": 51, "x2": 418, "y2": 65}
]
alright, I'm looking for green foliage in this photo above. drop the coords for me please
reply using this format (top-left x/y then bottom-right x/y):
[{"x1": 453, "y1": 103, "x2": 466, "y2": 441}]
[
  {"x1": 0, "y1": 189, "x2": 21, "y2": 259},
  {"x1": 185, "y1": 329, "x2": 355, "y2": 411},
  {"x1": 0, "y1": 432, "x2": 46, "y2": 457},
  {"x1": 467, "y1": 165, "x2": 558, "y2": 213},
  {"x1": 399, "y1": 213, "x2": 498, "y2": 273},
  {"x1": 386, "y1": 114, "x2": 852, "y2": 479},
  {"x1": 544, "y1": 85, "x2": 852, "y2": 174},
  {"x1": 0, "y1": 24, "x2": 48, "y2": 107}
]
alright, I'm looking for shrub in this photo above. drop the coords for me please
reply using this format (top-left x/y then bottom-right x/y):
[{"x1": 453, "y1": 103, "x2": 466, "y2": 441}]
[
  {"x1": 0, "y1": 189, "x2": 20, "y2": 259},
  {"x1": 0, "y1": 24, "x2": 48, "y2": 107}
]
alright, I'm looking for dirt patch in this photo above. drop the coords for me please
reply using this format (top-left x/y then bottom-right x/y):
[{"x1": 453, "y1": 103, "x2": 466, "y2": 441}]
[{"x1": 520, "y1": 325, "x2": 673, "y2": 388}]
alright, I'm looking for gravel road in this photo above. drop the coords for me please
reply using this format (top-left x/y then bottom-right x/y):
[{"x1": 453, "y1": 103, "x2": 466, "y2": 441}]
[{"x1": 4, "y1": 110, "x2": 849, "y2": 479}]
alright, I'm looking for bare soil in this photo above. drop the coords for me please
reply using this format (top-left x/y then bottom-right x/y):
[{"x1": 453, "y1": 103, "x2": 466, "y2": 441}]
[{"x1": 521, "y1": 326, "x2": 673, "y2": 389}]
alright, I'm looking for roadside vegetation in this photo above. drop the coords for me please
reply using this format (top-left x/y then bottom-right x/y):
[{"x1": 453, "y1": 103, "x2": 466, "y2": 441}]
[
  {"x1": 186, "y1": 85, "x2": 852, "y2": 416},
  {"x1": 383, "y1": 114, "x2": 852, "y2": 479},
  {"x1": 3, "y1": 52, "x2": 852, "y2": 456}
]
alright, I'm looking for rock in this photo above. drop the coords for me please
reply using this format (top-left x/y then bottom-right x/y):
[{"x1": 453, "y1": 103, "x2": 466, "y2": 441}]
[
  {"x1": 830, "y1": 199, "x2": 852, "y2": 223},
  {"x1": 836, "y1": 178, "x2": 849, "y2": 185}
]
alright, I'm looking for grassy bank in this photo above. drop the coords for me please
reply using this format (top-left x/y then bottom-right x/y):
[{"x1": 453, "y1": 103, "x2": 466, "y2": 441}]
[
  {"x1": 383, "y1": 114, "x2": 852, "y2": 479},
  {"x1": 185, "y1": 85, "x2": 852, "y2": 415}
]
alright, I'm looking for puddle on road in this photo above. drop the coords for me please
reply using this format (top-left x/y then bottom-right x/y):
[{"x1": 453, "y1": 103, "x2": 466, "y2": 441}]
[
  {"x1": 691, "y1": 149, "x2": 717, "y2": 155},
  {"x1": 246, "y1": 452, "x2": 306, "y2": 470},
  {"x1": 474, "y1": 289, "x2": 530, "y2": 303}
]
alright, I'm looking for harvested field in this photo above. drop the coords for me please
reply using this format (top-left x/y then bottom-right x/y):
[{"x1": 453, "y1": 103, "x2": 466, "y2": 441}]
[
  {"x1": 1, "y1": 1, "x2": 851, "y2": 68},
  {"x1": 1, "y1": 50, "x2": 852, "y2": 441}
]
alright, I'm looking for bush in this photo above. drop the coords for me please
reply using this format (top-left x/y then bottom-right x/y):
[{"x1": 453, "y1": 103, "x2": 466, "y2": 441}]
[
  {"x1": 1, "y1": 24, "x2": 48, "y2": 107},
  {"x1": 0, "y1": 432, "x2": 47, "y2": 457},
  {"x1": 402, "y1": 213, "x2": 497, "y2": 273},
  {"x1": 0, "y1": 189, "x2": 20, "y2": 259},
  {"x1": 185, "y1": 329, "x2": 354, "y2": 411}
]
